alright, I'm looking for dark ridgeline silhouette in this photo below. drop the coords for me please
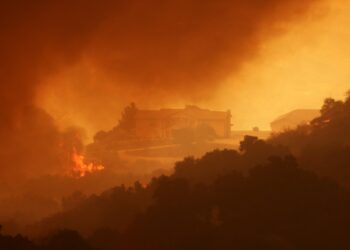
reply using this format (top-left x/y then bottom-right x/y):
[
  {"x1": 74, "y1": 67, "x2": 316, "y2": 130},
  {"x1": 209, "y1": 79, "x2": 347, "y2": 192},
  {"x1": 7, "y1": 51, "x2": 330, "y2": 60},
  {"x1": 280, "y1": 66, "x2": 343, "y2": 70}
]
[
  {"x1": 4, "y1": 95, "x2": 350, "y2": 249},
  {"x1": 3, "y1": 155, "x2": 350, "y2": 249},
  {"x1": 0, "y1": 228, "x2": 94, "y2": 250},
  {"x1": 125, "y1": 156, "x2": 350, "y2": 250},
  {"x1": 270, "y1": 93, "x2": 350, "y2": 187},
  {"x1": 0, "y1": 233, "x2": 37, "y2": 250}
]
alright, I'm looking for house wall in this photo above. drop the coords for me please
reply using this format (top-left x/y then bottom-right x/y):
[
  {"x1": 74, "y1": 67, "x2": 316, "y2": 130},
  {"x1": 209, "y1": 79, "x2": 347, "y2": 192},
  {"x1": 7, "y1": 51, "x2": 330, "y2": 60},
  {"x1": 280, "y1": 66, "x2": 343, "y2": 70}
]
[{"x1": 134, "y1": 109, "x2": 231, "y2": 139}]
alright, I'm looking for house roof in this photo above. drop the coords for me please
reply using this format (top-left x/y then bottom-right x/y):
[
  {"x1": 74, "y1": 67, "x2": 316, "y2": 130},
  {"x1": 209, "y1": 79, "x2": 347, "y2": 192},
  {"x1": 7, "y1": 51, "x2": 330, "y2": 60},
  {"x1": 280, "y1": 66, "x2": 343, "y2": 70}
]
[
  {"x1": 271, "y1": 109, "x2": 320, "y2": 125},
  {"x1": 135, "y1": 106, "x2": 230, "y2": 120}
]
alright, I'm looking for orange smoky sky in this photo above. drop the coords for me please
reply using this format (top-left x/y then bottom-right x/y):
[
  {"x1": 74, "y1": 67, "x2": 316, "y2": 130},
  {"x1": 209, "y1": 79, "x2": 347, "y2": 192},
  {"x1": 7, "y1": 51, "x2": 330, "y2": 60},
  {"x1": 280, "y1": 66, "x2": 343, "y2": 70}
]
[
  {"x1": 0, "y1": 0, "x2": 342, "y2": 177},
  {"x1": 32, "y1": 0, "x2": 324, "y2": 137},
  {"x1": 209, "y1": 0, "x2": 350, "y2": 130}
]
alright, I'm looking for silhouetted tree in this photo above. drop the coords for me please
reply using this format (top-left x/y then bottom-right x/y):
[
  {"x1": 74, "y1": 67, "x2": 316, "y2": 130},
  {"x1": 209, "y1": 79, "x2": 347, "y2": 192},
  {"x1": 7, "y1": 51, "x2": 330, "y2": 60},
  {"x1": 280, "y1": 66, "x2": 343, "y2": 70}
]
[
  {"x1": 125, "y1": 156, "x2": 350, "y2": 250},
  {"x1": 43, "y1": 229, "x2": 94, "y2": 250},
  {"x1": 0, "y1": 229, "x2": 38, "y2": 250},
  {"x1": 118, "y1": 103, "x2": 137, "y2": 132},
  {"x1": 270, "y1": 92, "x2": 350, "y2": 186},
  {"x1": 88, "y1": 228, "x2": 121, "y2": 250}
]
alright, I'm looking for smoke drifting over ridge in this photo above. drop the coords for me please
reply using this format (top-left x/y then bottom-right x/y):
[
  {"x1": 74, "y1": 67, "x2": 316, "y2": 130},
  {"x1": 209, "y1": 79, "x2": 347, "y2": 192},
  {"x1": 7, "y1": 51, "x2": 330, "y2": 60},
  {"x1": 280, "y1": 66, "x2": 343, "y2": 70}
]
[
  {"x1": 0, "y1": 0, "x2": 320, "y2": 178},
  {"x1": 85, "y1": 0, "x2": 320, "y2": 97},
  {"x1": 0, "y1": 1, "x2": 108, "y2": 177}
]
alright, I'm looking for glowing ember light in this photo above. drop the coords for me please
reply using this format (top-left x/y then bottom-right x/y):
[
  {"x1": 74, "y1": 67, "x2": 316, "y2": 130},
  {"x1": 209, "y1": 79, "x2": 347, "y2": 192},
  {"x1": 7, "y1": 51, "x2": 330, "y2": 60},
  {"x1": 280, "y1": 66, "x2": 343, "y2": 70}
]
[{"x1": 71, "y1": 148, "x2": 104, "y2": 177}]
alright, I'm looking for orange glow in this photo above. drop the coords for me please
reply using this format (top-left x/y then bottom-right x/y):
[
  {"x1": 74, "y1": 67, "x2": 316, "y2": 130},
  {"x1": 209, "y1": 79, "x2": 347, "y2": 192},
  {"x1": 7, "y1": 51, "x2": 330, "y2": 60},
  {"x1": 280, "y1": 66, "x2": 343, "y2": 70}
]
[
  {"x1": 70, "y1": 148, "x2": 104, "y2": 177},
  {"x1": 205, "y1": 0, "x2": 350, "y2": 130},
  {"x1": 36, "y1": 0, "x2": 350, "y2": 136}
]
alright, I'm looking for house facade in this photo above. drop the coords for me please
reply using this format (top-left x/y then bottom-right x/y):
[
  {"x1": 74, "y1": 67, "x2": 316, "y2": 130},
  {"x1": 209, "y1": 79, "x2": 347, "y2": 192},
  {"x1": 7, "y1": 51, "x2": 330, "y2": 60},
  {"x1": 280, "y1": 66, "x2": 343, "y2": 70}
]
[{"x1": 133, "y1": 105, "x2": 232, "y2": 139}]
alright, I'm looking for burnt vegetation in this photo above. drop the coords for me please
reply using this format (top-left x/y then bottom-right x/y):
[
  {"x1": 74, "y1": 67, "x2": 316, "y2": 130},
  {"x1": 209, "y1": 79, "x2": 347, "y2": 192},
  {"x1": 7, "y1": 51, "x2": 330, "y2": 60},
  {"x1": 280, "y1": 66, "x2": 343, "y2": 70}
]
[{"x1": 3, "y1": 96, "x2": 350, "y2": 249}]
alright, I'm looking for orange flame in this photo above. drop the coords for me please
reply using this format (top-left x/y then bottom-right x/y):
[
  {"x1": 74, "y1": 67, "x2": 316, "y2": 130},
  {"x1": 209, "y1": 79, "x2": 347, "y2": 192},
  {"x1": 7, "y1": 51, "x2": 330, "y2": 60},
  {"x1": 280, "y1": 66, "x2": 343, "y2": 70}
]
[{"x1": 71, "y1": 148, "x2": 104, "y2": 177}]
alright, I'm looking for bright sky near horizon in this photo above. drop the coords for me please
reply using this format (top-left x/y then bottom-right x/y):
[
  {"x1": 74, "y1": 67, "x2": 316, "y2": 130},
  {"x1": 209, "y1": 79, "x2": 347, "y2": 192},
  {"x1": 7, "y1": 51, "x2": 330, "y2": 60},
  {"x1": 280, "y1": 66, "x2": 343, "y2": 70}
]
[{"x1": 37, "y1": 0, "x2": 350, "y2": 137}]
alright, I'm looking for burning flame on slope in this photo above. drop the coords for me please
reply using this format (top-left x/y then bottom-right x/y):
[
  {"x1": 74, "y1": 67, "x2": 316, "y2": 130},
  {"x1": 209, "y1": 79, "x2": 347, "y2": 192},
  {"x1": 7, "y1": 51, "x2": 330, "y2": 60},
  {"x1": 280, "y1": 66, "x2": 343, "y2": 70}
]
[{"x1": 71, "y1": 147, "x2": 104, "y2": 177}]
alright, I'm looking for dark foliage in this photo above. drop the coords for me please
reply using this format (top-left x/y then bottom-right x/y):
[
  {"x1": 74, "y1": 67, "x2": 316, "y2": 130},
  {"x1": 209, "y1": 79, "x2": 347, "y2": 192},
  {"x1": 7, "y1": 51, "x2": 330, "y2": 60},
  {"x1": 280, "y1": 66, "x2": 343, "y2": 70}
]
[
  {"x1": 0, "y1": 233, "x2": 37, "y2": 250},
  {"x1": 4, "y1": 152, "x2": 350, "y2": 249},
  {"x1": 0, "y1": 229, "x2": 94, "y2": 250},
  {"x1": 270, "y1": 95, "x2": 350, "y2": 186},
  {"x1": 6, "y1": 96, "x2": 350, "y2": 249},
  {"x1": 125, "y1": 156, "x2": 350, "y2": 250}
]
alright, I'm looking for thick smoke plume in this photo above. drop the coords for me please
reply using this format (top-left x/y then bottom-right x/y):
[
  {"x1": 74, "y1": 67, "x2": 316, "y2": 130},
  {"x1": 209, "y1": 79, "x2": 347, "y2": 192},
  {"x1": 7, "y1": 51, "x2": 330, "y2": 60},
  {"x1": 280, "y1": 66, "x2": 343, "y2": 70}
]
[
  {"x1": 0, "y1": 0, "x2": 319, "y2": 178},
  {"x1": 0, "y1": 1, "x2": 113, "y2": 178}
]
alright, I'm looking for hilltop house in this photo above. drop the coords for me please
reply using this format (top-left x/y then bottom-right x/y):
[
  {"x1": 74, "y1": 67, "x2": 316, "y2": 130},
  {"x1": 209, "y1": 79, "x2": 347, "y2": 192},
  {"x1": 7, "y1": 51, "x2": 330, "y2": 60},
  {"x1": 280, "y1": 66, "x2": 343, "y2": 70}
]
[
  {"x1": 133, "y1": 105, "x2": 232, "y2": 139},
  {"x1": 271, "y1": 109, "x2": 320, "y2": 132}
]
